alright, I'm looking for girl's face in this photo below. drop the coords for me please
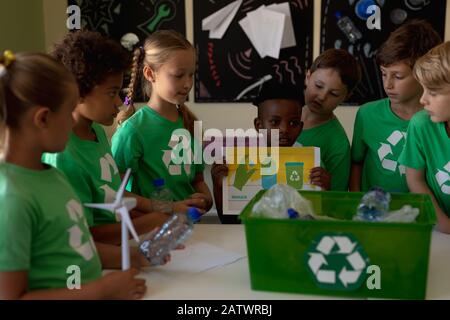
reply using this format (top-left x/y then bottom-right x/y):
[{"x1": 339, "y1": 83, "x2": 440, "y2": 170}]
[
  {"x1": 305, "y1": 68, "x2": 348, "y2": 115},
  {"x1": 76, "y1": 72, "x2": 124, "y2": 126},
  {"x1": 380, "y1": 62, "x2": 423, "y2": 105},
  {"x1": 420, "y1": 86, "x2": 450, "y2": 123},
  {"x1": 150, "y1": 48, "x2": 195, "y2": 105},
  {"x1": 44, "y1": 83, "x2": 78, "y2": 152}
]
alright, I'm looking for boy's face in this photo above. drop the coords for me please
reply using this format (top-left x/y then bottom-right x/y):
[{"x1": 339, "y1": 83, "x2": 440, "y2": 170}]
[
  {"x1": 254, "y1": 99, "x2": 303, "y2": 147},
  {"x1": 381, "y1": 62, "x2": 423, "y2": 105},
  {"x1": 76, "y1": 72, "x2": 124, "y2": 126},
  {"x1": 420, "y1": 86, "x2": 450, "y2": 123},
  {"x1": 147, "y1": 48, "x2": 195, "y2": 106},
  {"x1": 305, "y1": 68, "x2": 348, "y2": 114}
]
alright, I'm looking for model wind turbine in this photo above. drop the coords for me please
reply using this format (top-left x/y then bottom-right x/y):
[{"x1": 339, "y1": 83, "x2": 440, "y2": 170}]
[{"x1": 84, "y1": 169, "x2": 139, "y2": 270}]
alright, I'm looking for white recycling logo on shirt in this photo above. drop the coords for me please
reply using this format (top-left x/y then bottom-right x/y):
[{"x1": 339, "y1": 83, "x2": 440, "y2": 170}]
[
  {"x1": 377, "y1": 130, "x2": 407, "y2": 175},
  {"x1": 435, "y1": 161, "x2": 450, "y2": 195},
  {"x1": 66, "y1": 199, "x2": 97, "y2": 261},
  {"x1": 99, "y1": 153, "x2": 119, "y2": 202},
  {"x1": 99, "y1": 154, "x2": 120, "y2": 221},
  {"x1": 162, "y1": 132, "x2": 192, "y2": 176},
  {"x1": 99, "y1": 153, "x2": 119, "y2": 183},
  {"x1": 305, "y1": 234, "x2": 369, "y2": 291}
]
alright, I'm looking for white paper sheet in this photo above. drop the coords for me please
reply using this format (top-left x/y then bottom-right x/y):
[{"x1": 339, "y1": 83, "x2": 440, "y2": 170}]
[
  {"x1": 152, "y1": 242, "x2": 245, "y2": 274},
  {"x1": 239, "y1": 5, "x2": 286, "y2": 59},
  {"x1": 267, "y1": 2, "x2": 296, "y2": 49},
  {"x1": 239, "y1": 15, "x2": 266, "y2": 58},
  {"x1": 202, "y1": 0, "x2": 242, "y2": 39},
  {"x1": 253, "y1": 8, "x2": 285, "y2": 59}
]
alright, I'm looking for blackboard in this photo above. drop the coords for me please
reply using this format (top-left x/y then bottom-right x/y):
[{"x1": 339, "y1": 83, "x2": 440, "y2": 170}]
[
  {"x1": 68, "y1": 0, "x2": 186, "y2": 46},
  {"x1": 68, "y1": 0, "x2": 186, "y2": 102},
  {"x1": 321, "y1": 0, "x2": 446, "y2": 106},
  {"x1": 194, "y1": 0, "x2": 314, "y2": 103}
]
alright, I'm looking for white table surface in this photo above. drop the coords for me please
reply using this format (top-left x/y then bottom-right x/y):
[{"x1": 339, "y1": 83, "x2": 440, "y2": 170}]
[{"x1": 138, "y1": 224, "x2": 450, "y2": 300}]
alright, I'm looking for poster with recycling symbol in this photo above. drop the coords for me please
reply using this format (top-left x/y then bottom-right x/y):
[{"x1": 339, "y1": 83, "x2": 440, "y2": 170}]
[
  {"x1": 305, "y1": 233, "x2": 370, "y2": 291},
  {"x1": 223, "y1": 146, "x2": 320, "y2": 215}
]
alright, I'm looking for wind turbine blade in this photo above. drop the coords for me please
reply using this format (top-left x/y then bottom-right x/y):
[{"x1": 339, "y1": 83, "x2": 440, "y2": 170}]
[
  {"x1": 84, "y1": 203, "x2": 116, "y2": 211},
  {"x1": 115, "y1": 168, "x2": 131, "y2": 206},
  {"x1": 117, "y1": 206, "x2": 140, "y2": 243}
]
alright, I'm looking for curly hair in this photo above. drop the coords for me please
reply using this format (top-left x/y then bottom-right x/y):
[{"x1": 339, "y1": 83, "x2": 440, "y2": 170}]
[{"x1": 52, "y1": 30, "x2": 130, "y2": 97}]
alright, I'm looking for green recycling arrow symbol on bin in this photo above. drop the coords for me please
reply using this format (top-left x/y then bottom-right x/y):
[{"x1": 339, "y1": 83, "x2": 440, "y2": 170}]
[
  {"x1": 290, "y1": 170, "x2": 300, "y2": 182},
  {"x1": 305, "y1": 233, "x2": 370, "y2": 291}
]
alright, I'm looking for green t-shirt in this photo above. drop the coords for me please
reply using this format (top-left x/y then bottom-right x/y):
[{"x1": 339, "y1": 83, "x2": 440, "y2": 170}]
[
  {"x1": 43, "y1": 123, "x2": 120, "y2": 227},
  {"x1": 0, "y1": 162, "x2": 102, "y2": 290},
  {"x1": 297, "y1": 117, "x2": 351, "y2": 191},
  {"x1": 111, "y1": 106, "x2": 205, "y2": 201},
  {"x1": 399, "y1": 110, "x2": 450, "y2": 215},
  {"x1": 351, "y1": 98, "x2": 410, "y2": 192}
]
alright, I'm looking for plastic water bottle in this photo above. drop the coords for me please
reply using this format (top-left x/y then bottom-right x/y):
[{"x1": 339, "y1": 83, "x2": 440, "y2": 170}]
[
  {"x1": 287, "y1": 208, "x2": 315, "y2": 220},
  {"x1": 150, "y1": 178, "x2": 173, "y2": 214},
  {"x1": 335, "y1": 11, "x2": 363, "y2": 43},
  {"x1": 139, "y1": 207, "x2": 202, "y2": 266},
  {"x1": 287, "y1": 208, "x2": 299, "y2": 219},
  {"x1": 252, "y1": 184, "x2": 315, "y2": 219},
  {"x1": 355, "y1": 187, "x2": 391, "y2": 221}
]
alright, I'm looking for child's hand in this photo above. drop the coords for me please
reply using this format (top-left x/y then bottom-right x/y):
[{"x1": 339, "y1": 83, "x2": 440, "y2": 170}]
[
  {"x1": 100, "y1": 268, "x2": 147, "y2": 300},
  {"x1": 189, "y1": 193, "x2": 211, "y2": 211},
  {"x1": 131, "y1": 247, "x2": 145, "y2": 269},
  {"x1": 173, "y1": 199, "x2": 206, "y2": 214},
  {"x1": 211, "y1": 163, "x2": 229, "y2": 185},
  {"x1": 309, "y1": 167, "x2": 331, "y2": 190}
]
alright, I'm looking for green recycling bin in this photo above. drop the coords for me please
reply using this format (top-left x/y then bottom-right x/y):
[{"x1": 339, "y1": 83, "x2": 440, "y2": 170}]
[{"x1": 240, "y1": 190, "x2": 436, "y2": 299}]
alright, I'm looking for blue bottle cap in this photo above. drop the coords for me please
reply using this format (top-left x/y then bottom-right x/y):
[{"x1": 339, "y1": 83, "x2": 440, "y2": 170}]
[
  {"x1": 287, "y1": 208, "x2": 299, "y2": 219},
  {"x1": 153, "y1": 178, "x2": 165, "y2": 187},
  {"x1": 187, "y1": 207, "x2": 202, "y2": 222}
]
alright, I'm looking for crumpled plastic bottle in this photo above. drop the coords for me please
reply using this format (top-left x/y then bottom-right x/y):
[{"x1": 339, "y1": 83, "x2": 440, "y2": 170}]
[
  {"x1": 354, "y1": 187, "x2": 420, "y2": 223},
  {"x1": 252, "y1": 184, "x2": 315, "y2": 219},
  {"x1": 288, "y1": 208, "x2": 316, "y2": 220},
  {"x1": 139, "y1": 207, "x2": 201, "y2": 266},
  {"x1": 355, "y1": 187, "x2": 391, "y2": 221}
]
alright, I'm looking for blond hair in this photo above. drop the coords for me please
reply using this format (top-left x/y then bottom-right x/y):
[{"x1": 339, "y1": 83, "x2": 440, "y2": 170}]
[
  {"x1": 0, "y1": 52, "x2": 76, "y2": 151},
  {"x1": 117, "y1": 30, "x2": 198, "y2": 134},
  {"x1": 414, "y1": 41, "x2": 450, "y2": 91}
]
